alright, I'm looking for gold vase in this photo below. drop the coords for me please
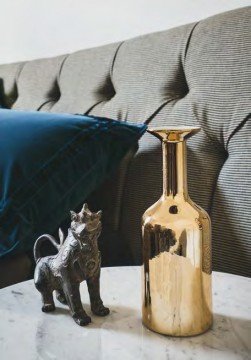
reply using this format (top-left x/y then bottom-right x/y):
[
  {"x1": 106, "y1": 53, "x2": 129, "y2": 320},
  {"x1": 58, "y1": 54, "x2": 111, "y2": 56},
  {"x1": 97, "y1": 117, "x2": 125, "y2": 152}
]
[{"x1": 142, "y1": 126, "x2": 212, "y2": 336}]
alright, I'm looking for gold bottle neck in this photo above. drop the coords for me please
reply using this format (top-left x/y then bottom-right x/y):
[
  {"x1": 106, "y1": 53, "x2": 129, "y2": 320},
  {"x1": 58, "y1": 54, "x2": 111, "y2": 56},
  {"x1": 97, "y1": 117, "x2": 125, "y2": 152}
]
[
  {"x1": 147, "y1": 126, "x2": 200, "y2": 201},
  {"x1": 162, "y1": 140, "x2": 188, "y2": 200}
]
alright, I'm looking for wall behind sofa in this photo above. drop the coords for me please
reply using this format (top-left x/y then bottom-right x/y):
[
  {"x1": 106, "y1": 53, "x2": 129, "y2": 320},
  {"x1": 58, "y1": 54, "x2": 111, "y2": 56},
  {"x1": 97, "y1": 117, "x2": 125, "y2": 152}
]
[{"x1": 0, "y1": 0, "x2": 250, "y2": 64}]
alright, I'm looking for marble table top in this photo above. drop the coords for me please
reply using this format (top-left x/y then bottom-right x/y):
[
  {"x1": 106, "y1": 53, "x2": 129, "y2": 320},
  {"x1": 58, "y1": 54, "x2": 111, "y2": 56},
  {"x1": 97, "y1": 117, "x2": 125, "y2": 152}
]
[{"x1": 0, "y1": 266, "x2": 250, "y2": 360}]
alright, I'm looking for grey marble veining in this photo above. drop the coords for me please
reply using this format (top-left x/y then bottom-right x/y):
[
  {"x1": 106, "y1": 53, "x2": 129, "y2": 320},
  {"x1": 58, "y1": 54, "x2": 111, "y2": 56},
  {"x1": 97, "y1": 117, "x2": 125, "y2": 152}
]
[{"x1": 0, "y1": 267, "x2": 250, "y2": 360}]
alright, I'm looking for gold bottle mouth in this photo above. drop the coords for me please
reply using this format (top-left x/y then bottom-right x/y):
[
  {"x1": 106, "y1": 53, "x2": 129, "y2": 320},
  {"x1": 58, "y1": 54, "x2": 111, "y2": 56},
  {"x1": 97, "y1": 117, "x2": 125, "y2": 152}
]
[{"x1": 147, "y1": 126, "x2": 201, "y2": 142}]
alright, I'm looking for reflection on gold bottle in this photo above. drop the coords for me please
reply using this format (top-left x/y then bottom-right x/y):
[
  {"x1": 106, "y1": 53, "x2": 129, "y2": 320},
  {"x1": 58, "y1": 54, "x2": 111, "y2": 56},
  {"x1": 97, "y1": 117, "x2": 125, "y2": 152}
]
[{"x1": 142, "y1": 127, "x2": 212, "y2": 336}]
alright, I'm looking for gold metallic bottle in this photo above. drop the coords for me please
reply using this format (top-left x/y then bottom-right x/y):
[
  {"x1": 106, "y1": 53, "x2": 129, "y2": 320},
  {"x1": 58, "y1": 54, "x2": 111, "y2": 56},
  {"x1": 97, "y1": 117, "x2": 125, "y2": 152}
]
[{"x1": 142, "y1": 127, "x2": 212, "y2": 336}]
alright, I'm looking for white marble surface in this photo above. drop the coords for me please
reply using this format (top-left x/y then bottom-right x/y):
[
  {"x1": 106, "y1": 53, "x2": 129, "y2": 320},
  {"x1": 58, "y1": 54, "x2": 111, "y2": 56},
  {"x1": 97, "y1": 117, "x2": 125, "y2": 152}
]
[{"x1": 0, "y1": 267, "x2": 250, "y2": 360}]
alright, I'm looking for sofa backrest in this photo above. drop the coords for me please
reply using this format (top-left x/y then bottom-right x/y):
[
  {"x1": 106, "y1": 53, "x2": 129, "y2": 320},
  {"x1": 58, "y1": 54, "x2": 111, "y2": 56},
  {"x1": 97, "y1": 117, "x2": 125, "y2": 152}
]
[{"x1": 0, "y1": 6, "x2": 250, "y2": 276}]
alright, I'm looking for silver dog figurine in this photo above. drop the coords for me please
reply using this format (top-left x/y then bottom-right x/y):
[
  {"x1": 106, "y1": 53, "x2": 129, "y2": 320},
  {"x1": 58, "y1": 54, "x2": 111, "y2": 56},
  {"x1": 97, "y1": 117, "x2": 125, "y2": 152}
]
[{"x1": 33, "y1": 203, "x2": 109, "y2": 326}]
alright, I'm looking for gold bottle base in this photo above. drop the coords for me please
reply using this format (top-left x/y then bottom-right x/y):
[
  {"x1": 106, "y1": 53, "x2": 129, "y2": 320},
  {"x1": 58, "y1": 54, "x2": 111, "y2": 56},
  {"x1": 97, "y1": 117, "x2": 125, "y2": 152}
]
[
  {"x1": 142, "y1": 252, "x2": 213, "y2": 337},
  {"x1": 142, "y1": 320, "x2": 212, "y2": 337}
]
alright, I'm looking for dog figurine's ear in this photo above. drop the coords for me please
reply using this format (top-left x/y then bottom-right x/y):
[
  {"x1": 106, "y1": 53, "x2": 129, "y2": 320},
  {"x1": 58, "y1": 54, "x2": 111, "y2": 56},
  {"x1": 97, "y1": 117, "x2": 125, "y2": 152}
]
[
  {"x1": 96, "y1": 210, "x2": 102, "y2": 219},
  {"x1": 81, "y1": 203, "x2": 88, "y2": 213},
  {"x1": 70, "y1": 210, "x2": 78, "y2": 221}
]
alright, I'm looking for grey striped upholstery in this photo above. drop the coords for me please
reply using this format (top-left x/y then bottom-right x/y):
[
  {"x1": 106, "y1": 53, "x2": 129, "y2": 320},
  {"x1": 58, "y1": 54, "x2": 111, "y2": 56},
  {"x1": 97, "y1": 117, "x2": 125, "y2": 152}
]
[{"x1": 0, "y1": 7, "x2": 250, "y2": 276}]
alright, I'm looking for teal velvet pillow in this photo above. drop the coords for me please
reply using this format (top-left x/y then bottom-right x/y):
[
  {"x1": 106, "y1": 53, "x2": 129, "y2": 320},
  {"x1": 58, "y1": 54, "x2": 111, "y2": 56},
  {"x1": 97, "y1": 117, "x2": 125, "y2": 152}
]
[{"x1": 0, "y1": 109, "x2": 146, "y2": 257}]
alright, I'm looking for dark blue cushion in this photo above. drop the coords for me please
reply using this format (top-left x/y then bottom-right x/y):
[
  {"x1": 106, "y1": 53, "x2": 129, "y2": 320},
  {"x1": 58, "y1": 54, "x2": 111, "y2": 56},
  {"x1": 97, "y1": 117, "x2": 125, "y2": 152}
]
[{"x1": 0, "y1": 109, "x2": 146, "y2": 257}]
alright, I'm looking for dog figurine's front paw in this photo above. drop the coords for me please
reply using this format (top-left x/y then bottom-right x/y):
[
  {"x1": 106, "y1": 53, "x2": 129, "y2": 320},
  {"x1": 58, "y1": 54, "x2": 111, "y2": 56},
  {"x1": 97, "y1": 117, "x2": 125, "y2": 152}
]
[
  {"x1": 73, "y1": 313, "x2": 91, "y2": 326},
  {"x1": 42, "y1": 304, "x2": 55, "y2": 312},
  {"x1": 91, "y1": 302, "x2": 110, "y2": 316}
]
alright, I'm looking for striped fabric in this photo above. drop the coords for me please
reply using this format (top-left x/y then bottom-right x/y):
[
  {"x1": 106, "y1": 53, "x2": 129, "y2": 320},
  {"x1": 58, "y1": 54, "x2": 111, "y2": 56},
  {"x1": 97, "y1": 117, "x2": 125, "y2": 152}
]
[{"x1": 0, "y1": 7, "x2": 250, "y2": 276}]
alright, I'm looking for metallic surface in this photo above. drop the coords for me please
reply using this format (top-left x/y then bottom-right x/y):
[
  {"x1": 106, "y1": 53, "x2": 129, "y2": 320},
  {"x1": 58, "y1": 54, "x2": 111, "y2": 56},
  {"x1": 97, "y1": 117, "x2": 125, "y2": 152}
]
[{"x1": 142, "y1": 127, "x2": 212, "y2": 336}]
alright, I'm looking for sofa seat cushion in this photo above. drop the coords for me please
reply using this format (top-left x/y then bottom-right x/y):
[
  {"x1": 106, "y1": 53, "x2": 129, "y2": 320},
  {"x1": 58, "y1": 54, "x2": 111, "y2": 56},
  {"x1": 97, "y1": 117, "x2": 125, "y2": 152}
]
[{"x1": 0, "y1": 109, "x2": 146, "y2": 257}]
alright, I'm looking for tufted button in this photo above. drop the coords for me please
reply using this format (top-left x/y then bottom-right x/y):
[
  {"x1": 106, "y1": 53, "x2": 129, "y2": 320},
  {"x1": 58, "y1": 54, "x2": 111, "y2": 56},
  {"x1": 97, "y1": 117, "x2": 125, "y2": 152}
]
[
  {"x1": 12, "y1": 55, "x2": 66, "y2": 111},
  {"x1": 0, "y1": 62, "x2": 25, "y2": 108},
  {"x1": 50, "y1": 43, "x2": 120, "y2": 115},
  {"x1": 89, "y1": 24, "x2": 194, "y2": 123}
]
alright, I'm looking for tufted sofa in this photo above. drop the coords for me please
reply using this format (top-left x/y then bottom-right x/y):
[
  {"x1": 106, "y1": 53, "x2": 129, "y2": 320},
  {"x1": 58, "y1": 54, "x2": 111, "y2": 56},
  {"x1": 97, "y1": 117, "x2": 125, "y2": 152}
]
[{"x1": 0, "y1": 6, "x2": 250, "y2": 286}]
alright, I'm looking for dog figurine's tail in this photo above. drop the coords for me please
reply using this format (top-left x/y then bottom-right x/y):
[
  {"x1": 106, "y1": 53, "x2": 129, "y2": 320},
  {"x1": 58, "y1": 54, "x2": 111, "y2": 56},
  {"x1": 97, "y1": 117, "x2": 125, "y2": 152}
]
[{"x1": 34, "y1": 229, "x2": 64, "y2": 263}]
